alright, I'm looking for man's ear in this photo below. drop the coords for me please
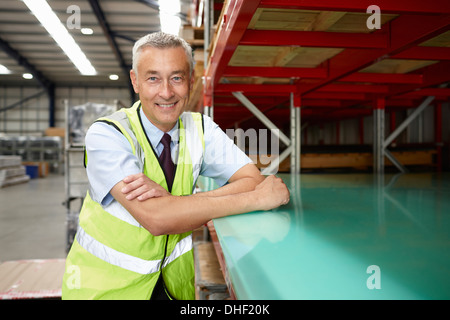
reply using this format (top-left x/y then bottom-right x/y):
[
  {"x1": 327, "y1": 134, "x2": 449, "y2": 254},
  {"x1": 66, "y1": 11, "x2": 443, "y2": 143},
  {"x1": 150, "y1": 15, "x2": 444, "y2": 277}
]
[{"x1": 130, "y1": 69, "x2": 139, "y2": 93}]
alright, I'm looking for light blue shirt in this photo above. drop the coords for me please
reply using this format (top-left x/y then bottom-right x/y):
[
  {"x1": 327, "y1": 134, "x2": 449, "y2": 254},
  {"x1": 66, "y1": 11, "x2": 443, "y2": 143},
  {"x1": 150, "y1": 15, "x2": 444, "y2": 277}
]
[{"x1": 85, "y1": 107, "x2": 252, "y2": 206}]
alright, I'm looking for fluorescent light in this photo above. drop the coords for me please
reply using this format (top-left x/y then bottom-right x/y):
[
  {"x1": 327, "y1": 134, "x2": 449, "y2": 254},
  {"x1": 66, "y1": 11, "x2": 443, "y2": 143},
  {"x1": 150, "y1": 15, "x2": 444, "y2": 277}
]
[
  {"x1": 196, "y1": 0, "x2": 204, "y2": 27},
  {"x1": 23, "y1": 73, "x2": 33, "y2": 79},
  {"x1": 109, "y1": 74, "x2": 119, "y2": 81},
  {"x1": 81, "y1": 28, "x2": 93, "y2": 35},
  {"x1": 23, "y1": 0, "x2": 97, "y2": 76},
  {"x1": 159, "y1": 0, "x2": 181, "y2": 35},
  {"x1": 160, "y1": 15, "x2": 181, "y2": 36},
  {"x1": 0, "y1": 64, "x2": 11, "y2": 74}
]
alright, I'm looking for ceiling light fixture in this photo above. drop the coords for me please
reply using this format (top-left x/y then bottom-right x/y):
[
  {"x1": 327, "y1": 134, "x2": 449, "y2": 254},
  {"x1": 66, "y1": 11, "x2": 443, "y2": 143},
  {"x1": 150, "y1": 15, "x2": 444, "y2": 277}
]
[
  {"x1": 23, "y1": 73, "x2": 33, "y2": 79},
  {"x1": 159, "y1": 0, "x2": 181, "y2": 36},
  {"x1": 0, "y1": 64, "x2": 11, "y2": 74},
  {"x1": 81, "y1": 28, "x2": 94, "y2": 35},
  {"x1": 109, "y1": 74, "x2": 119, "y2": 80},
  {"x1": 23, "y1": 0, "x2": 97, "y2": 76}
]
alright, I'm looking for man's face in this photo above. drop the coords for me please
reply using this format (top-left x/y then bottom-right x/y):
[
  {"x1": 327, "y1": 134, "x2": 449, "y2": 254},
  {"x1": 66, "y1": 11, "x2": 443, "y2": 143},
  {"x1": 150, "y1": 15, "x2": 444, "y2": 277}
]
[{"x1": 130, "y1": 46, "x2": 193, "y2": 132}]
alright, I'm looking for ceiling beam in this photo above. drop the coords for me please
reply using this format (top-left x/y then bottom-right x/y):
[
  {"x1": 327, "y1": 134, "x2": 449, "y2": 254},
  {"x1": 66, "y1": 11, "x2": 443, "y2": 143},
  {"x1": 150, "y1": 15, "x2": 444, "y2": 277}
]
[
  {"x1": 317, "y1": 84, "x2": 389, "y2": 94},
  {"x1": 303, "y1": 92, "x2": 367, "y2": 100},
  {"x1": 88, "y1": 0, "x2": 135, "y2": 102},
  {"x1": 223, "y1": 66, "x2": 327, "y2": 78},
  {"x1": 215, "y1": 83, "x2": 297, "y2": 94},
  {"x1": 394, "y1": 88, "x2": 450, "y2": 99},
  {"x1": 88, "y1": 0, "x2": 129, "y2": 72},
  {"x1": 388, "y1": 61, "x2": 450, "y2": 97},
  {"x1": 340, "y1": 73, "x2": 423, "y2": 84},
  {"x1": 0, "y1": 35, "x2": 53, "y2": 90},
  {"x1": 131, "y1": 0, "x2": 160, "y2": 11},
  {"x1": 391, "y1": 46, "x2": 450, "y2": 61},
  {"x1": 0, "y1": 35, "x2": 56, "y2": 126},
  {"x1": 214, "y1": 96, "x2": 285, "y2": 105}
]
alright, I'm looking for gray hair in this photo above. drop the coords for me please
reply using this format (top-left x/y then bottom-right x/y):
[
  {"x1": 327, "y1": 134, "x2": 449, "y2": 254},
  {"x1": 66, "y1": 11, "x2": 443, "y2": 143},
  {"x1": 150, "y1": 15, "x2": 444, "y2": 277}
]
[{"x1": 132, "y1": 32, "x2": 194, "y2": 76}]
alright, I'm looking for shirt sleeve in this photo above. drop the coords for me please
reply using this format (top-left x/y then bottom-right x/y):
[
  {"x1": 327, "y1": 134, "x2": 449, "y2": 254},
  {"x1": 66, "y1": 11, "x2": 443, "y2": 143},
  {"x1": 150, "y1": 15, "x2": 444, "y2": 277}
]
[
  {"x1": 200, "y1": 115, "x2": 253, "y2": 186},
  {"x1": 84, "y1": 122, "x2": 141, "y2": 206}
]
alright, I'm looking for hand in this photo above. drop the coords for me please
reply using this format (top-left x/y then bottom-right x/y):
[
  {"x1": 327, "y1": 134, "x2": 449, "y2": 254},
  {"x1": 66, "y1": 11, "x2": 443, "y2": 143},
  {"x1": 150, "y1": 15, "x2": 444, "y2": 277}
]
[
  {"x1": 254, "y1": 175, "x2": 290, "y2": 211},
  {"x1": 121, "y1": 173, "x2": 170, "y2": 201}
]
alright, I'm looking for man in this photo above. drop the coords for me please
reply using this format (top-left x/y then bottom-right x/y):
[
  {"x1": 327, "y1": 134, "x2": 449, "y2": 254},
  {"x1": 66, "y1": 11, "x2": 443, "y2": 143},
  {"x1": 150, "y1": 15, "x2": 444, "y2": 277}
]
[{"x1": 62, "y1": 32, "x2": 289, "y2": 300}]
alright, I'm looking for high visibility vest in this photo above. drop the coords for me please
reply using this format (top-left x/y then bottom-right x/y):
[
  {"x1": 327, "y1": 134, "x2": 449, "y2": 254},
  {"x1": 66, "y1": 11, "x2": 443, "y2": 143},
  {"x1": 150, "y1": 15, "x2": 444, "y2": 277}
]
[{"x1": 62, "y1": 101, "x2": 204, "y2": 300}]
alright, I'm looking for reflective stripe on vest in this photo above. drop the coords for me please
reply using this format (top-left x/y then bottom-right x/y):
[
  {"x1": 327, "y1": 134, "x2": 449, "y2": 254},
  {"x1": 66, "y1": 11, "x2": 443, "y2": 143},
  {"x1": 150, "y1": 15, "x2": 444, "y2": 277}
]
[{"x1": 76, "y1": 225, "x2": 192, "y2": 275}]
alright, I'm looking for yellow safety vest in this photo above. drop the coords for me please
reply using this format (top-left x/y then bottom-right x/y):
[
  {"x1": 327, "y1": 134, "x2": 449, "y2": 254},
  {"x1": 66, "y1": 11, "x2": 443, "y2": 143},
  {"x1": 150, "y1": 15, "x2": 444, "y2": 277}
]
[{"x1": 62, "y1": 101, "x2": 204, "y2": 300}]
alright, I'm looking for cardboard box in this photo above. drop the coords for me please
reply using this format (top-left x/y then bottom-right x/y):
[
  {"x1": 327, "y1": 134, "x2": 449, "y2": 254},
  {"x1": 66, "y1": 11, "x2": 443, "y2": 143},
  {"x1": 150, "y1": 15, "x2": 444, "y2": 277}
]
[
  {"x1": 44, "y1": 127, "x2": 65, "y2": 138},
  {"x1": 0, "y1": 259, "x2": 65, "y2": 299}
]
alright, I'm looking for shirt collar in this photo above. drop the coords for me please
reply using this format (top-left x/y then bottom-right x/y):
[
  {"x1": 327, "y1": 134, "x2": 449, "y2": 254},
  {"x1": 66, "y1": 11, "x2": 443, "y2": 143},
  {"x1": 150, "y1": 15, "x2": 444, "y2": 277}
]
[{"x1": 138, "y1": 106, "x2": 179, "y2": 148}]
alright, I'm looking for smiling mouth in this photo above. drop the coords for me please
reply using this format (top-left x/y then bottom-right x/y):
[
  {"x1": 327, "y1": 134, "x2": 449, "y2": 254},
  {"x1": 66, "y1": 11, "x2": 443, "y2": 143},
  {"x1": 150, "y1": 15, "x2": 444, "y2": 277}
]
[{"x1": 156, "y1": 102, "x2": 177, "y2": 108}]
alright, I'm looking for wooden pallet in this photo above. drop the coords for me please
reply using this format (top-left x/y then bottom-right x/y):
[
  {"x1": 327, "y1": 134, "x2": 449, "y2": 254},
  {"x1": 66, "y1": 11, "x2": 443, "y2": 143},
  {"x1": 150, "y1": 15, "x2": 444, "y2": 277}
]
[{"x1": 194, "y1": 241, "x2": 229, "y2": 300}]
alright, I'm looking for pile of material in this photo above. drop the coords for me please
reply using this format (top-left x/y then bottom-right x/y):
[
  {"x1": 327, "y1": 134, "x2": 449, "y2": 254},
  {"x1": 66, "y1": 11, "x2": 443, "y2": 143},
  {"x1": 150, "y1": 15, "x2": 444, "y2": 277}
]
[
  {"x1": 0, "y1": 259, "x2": 65, "y2": 299},
  {"x1": 0, "y1": 155, "x2": 30, "y2": 188}
]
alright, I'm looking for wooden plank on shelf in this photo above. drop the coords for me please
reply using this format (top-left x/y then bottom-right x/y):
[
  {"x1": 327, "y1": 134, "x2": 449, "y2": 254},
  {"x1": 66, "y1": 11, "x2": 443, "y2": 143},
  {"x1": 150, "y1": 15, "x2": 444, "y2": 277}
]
[
  {"x1": 249, "y1": 8, "x2": 321, "y2": 31},
  {"x1": 255, "y1": 150, "x2": 437, "y2": 171},
  {"x1": 229, "y1": 46, "x2": 343, "y2": 68},
  {"x1": 301, "y1": 152, "x2": 372, "y2": 168},
  {"x1": 392, "y1": 150, "x2": 437, "y2": 165},
  {"x1": 247, "y1": 8, "x2": 396, "y2": 33},
  {"x1": 420, "y1": 30, "x2": 450, "y2": 47},
  {"x1": 361, "y1": 59, "x2": 439, "y2": 74}
]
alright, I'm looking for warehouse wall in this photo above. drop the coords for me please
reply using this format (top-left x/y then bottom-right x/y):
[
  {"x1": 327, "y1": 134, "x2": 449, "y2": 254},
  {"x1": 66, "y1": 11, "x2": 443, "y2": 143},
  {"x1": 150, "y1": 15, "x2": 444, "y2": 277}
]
[
  {"x1": 302, "y1": 103, "x2": 450, "y2": 146},
  {"x1": 0, "y1": 86, "x2": 132, "y2": 136},
  {"x1": 1, "y1": 86, "x2": 48, "y2": 136}
]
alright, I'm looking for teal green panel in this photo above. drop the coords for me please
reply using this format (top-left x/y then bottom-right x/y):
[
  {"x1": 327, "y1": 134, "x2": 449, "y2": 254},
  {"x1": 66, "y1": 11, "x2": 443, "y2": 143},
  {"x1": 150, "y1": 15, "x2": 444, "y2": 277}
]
[{"x1": 200, "y1": 173, "x2": 450, "y2": 300}]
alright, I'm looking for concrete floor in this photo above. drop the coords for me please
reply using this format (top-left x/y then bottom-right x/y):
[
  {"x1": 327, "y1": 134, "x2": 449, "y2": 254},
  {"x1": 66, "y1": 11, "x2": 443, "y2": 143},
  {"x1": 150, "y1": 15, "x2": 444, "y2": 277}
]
[{"x1": 0, "y1": 174, "x2": 67, "y2": 262}]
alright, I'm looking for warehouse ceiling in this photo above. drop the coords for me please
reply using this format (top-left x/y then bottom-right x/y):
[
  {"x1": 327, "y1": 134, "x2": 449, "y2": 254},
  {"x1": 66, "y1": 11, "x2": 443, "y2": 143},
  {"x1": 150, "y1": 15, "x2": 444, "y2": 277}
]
[{"x1": 0, "y1": 0, "x2": 192, "y2": 88}]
